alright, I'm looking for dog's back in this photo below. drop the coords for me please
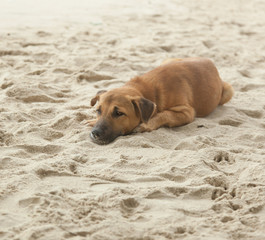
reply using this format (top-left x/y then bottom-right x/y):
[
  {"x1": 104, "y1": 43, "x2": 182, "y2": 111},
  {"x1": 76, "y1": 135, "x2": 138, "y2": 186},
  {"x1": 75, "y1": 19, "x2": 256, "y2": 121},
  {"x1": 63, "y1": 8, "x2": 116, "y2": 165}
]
[{"x1": 128, "y1": 58, "x2": 232, "y2": 117}]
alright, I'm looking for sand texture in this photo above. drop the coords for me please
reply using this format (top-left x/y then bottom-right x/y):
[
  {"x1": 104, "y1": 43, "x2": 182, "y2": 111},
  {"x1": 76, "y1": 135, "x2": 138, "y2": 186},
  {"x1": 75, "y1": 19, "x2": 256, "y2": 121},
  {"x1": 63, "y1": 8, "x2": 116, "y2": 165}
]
[{"x1": 0, "y1": 0, "x2": 265, "y2": 239}]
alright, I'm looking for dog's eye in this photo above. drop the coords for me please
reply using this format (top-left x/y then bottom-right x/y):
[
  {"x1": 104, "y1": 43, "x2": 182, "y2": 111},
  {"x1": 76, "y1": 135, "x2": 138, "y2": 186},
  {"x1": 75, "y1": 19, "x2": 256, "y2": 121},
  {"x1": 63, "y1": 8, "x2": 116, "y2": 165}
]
[
  {"x1": 112, "y1": 108, "x2": 125, "y2": 118},
  {"x1": 116, "y1": 110, "x2": 124, "y2": 116},
  {"x1": 96, "y1": 108, "x2": 101, "y2": 115}
]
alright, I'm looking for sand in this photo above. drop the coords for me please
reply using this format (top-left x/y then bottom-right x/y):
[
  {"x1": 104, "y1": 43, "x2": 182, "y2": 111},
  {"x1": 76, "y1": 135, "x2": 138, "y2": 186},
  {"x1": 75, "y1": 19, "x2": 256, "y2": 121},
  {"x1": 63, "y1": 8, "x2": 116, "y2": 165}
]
[{"x1": 0, "y1": 0, "x2": 265, "y2": 239}]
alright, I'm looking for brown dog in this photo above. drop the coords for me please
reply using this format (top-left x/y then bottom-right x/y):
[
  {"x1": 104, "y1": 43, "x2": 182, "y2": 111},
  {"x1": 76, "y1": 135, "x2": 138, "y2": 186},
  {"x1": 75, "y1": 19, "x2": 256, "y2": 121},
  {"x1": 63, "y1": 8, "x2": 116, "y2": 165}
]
[{"x1": 88, "y1": 58, "x2": 234, "y2": 144}]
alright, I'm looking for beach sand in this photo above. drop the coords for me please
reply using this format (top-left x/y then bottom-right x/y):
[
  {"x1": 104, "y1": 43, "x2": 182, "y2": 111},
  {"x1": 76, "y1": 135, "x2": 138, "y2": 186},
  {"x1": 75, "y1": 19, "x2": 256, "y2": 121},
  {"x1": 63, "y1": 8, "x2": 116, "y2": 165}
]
[{"x1": 0, "y1": 0, "x2": 265, "y2": 239}]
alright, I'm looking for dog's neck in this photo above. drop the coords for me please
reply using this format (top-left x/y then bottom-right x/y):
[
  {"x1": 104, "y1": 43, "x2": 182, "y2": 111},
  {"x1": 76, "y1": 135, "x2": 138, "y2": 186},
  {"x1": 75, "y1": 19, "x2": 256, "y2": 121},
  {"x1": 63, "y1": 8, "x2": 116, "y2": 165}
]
[
  {"x1": 124, "y1": 76, "x2": 157, "y2": 103},
  {"x1": 121, "y1": 77, "x2": 144, "y2": 97}
]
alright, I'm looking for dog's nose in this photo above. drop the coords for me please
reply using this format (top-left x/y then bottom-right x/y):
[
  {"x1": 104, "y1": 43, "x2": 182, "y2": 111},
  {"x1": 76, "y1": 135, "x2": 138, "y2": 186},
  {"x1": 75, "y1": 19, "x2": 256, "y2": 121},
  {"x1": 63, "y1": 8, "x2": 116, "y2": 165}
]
[{"x1": 91, "y1": 129, "x2": 100, "y2": 140}]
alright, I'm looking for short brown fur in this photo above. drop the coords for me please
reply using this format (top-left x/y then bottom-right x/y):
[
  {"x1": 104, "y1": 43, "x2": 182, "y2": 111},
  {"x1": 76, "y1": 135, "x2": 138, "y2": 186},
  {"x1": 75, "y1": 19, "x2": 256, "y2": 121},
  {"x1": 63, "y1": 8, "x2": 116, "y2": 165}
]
[{"x1": 88, "y1": 57, "x2": 233, "y2": 144}]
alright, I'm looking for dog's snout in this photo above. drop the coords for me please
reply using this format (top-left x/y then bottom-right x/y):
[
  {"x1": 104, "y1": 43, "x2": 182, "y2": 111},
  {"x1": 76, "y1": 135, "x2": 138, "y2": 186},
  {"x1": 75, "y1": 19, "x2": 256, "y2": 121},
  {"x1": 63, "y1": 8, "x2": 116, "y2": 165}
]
[
  {"x1": 91, "y1": 129, "x2": 101, "y2": 140},
  {"x1": 90, "y1": 120, "x2": 120, "y2": 145}
]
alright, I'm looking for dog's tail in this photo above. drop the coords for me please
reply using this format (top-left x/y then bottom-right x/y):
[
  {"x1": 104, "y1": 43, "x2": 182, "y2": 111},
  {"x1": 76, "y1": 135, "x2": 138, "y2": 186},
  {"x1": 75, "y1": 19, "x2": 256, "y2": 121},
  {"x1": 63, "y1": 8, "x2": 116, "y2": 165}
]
[{"x1": 219, "y1": 81, "x2": 234, "y2": 105}]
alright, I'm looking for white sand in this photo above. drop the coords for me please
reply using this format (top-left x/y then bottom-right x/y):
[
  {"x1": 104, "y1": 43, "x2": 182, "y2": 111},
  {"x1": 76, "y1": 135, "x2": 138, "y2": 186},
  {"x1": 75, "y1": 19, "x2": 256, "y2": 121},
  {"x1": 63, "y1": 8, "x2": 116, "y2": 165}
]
[{"x1": 0, "y1": 0, "x2": 265, "y2": 239}]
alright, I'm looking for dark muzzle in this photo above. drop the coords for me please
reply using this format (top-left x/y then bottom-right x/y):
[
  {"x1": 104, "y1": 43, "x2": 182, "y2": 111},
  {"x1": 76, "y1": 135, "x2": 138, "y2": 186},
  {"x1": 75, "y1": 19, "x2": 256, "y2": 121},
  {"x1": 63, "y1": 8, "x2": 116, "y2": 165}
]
[{"x1": 90, "y1": 120, "x2": 119, "y2": 145}]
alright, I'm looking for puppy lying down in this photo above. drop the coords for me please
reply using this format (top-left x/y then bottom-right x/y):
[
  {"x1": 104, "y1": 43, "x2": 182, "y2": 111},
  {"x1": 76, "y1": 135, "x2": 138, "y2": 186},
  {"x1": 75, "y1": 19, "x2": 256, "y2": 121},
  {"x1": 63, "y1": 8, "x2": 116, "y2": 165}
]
[{"x1": 87, "y1": 58, "x2": 234, "y2": 145}]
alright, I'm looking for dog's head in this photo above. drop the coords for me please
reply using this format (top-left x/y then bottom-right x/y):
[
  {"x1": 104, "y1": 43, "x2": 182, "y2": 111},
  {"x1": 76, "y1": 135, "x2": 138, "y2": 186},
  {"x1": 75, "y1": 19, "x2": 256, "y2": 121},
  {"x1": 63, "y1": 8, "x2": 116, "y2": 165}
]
[{"x1": 90, "y1": 89, "x2": 156, "y2": 144}]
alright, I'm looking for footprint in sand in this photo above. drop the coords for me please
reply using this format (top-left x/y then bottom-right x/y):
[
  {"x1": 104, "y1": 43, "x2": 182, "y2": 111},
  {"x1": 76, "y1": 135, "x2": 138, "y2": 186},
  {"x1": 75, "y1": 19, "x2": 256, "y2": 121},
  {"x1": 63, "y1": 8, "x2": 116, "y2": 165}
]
[
  {"x1": 156, "y1": 31, "x2": 171, "y2": 37},
  {"x1": 6, "y1": 85, "x2": 70, "y2": 103},
  {"x1": 120, "y1": 198, "x2": 140, "y2": 213},
  {"x1": 165, "y1": 185, "x2": 226, "y2": 201},
  {"x1": 146, "y1": 185, "x2": 224, "y2": 201},
  {"x1": 34, "y1": 165, "x2": 75, "y2": 179},
  {"x1": 146, "y1": 190, "x2": 175, "y2": 199},
  {"x1": 220, "y1": 216, "x2": 234, "y2": 223},
  {"x1": 1, "y1": 78, "x2": 14, "y2": 89},
  {"x1": 50, "y1": 115, "x2": 72, "y2": 130},
  {"x1": 159, "y1": 173, "x2": 186, "y2": 183},
  {"x1": 218, "y1": 118, "x2": 242, "y2": 127},
  {"x1": 165, "y1": 187, "x2": 189, "y2": 197},
  {"x1": 175, "y1": 135, "x2": 217, "y2": 151},
  {"x1": 159, "y1": 44, "x2": 175, "y2": 52},
  {"x1": 6, "y1": 87, "x2": 64, "y2": 103},
  {"x1": 228, "y1": 200, "x2": 243, "y2": 211},
  {"x1": 240, "y1": 215, "x2": 261, "y2": 228},
  {"x1": 238, "y1": 69, "x2": 252, "y2": 78},
  {"x1": 36, "y1": 31, "x2": 52, "y2": 37},
  {"x1": 27, "y1": 127, "x2": 64, "y2": 142},
  {"x1": 53, "y1": 68, "x2": 74, "y2": 74},
  {"x1": 240, "y1": 83, "x2": 265, "y2": 92},
  {"x1": 204, "y1": 174, "x2": 228, "y2": 190},
  {"x1": 72, "y1": 154, "x2": 89, "y2": 164},
  {"x1": 240, "y1": 30, "x2": 257, "y2": 36},
  {"x1": 27, "y1": 70, "x2": 46, "y2": 76},
  {"x1": 42, "y1": 129, "x2": 64, "y2": 141},
  {"x1": 213, "y1": 151, "x2": 233, "y2": 163},
  {"x1": 32, "y1": 52, "x2": 54, "y2": 64},
  {"x1": 236, "y1": 109, "x2": 263, "y2": 119},
  {"x1": 202, "y1": 40, "x2": 215, "y2": 49},
  {"x1": 113, "y1": 137, "x2": 158, "y2": 149},
  {"x1": 248, "y1": 204, "x2": 264, "y2": 214},
  {"x1": 0, "y1": 50, "x2": 29, "y2": 56},
  {"x1": 77, "y1": 70, "x2": 114, "y2": 82},
  {"x1": 211, "y1": 188, "x2": 226, "y2": 200},
  {"x1": 0, "y1": 130, "x2": 14, "y2": 146},
  {"x1": 20, "y1": 42, "x2": 49, "y2": 48},
  {"x1": 19, "y1": 196, "x2": 41, "y2": 208},
  {"x1": 16, "y1": 144, "x2": 62, "y2": 155}
]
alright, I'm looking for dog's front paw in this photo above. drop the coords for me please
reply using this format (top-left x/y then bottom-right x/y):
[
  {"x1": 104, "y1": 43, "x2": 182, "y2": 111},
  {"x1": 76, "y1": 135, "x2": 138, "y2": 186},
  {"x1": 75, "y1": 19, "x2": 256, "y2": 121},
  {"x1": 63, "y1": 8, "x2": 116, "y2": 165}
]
[
  {"x1": 86, "y1": 119, "x2": 97, "y2": 127},
  {"x1": 133, "y1": 123, "x2": 153, "y2": 133}
]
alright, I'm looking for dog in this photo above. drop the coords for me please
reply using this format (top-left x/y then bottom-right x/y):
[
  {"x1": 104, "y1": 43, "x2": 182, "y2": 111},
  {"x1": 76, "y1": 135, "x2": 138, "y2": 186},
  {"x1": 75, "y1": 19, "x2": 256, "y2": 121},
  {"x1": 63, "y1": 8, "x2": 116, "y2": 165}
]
[{"x1": 87, "y1": 58, "x2": 234, "y2": 145}]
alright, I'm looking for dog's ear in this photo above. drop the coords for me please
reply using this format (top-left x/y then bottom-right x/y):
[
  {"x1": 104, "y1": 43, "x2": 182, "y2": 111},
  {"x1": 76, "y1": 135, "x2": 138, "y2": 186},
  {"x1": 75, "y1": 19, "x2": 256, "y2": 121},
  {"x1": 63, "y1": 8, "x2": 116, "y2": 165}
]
[
  {"x1": 131, "y1": 97, "x2": 156, "y2": 123},
  {"x1": 90, "y1": 90, "x2": 107, "y2": 106}
]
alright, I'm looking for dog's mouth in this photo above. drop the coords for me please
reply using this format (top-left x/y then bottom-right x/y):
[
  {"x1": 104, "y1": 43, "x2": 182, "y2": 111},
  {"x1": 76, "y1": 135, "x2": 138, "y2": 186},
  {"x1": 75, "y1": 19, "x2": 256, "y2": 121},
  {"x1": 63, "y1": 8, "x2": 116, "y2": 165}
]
[
  {"x1": 90, "y1": 130, "x2": 121, "y2": 145},
  {"x1": 90, "y1": 132, "x2": 112, "y2": 145}
]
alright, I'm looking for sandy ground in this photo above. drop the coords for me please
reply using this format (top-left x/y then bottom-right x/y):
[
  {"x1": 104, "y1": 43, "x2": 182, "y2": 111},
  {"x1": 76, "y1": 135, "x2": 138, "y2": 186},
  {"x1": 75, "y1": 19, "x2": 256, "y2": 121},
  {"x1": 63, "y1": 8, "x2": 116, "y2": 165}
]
[{"x1": 0, "y1": 0, "x2": 265, "y2": 239}]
